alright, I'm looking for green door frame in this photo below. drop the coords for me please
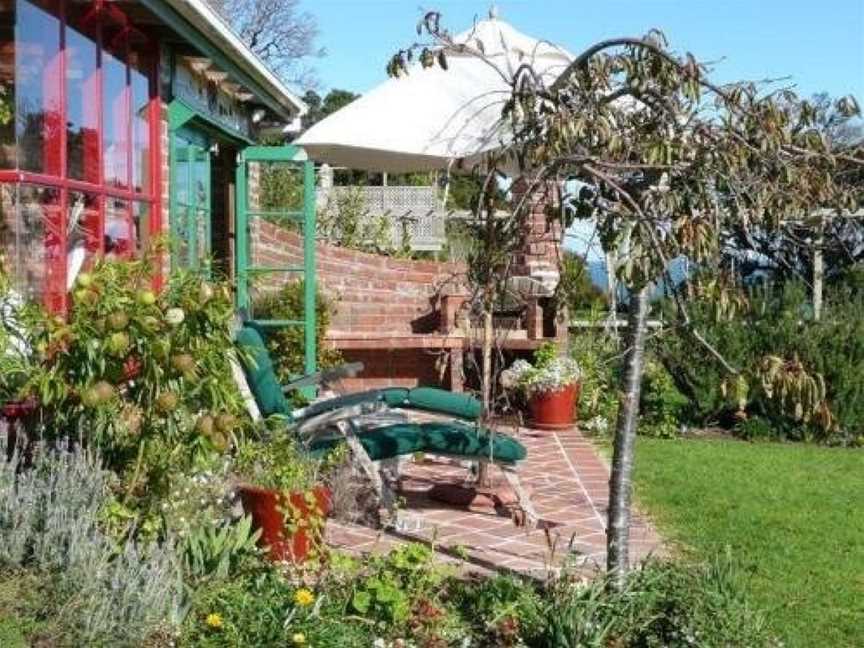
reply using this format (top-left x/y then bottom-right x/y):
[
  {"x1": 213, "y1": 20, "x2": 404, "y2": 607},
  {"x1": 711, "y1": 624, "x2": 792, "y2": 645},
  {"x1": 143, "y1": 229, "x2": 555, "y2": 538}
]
[
  {"x1": 171, "y1": 129, "x2": 212, "y2": 269},
  {"x1": 235, "y1": 145, "x2": 317, "y2": 378},
  {"x1": 168, "y1": 99, "x2": 252, "y2": 272}
]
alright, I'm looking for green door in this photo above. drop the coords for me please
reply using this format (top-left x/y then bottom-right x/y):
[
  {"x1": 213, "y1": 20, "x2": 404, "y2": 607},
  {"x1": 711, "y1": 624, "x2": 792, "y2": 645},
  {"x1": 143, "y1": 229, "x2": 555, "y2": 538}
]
[
  {"x1": 235, "y1": 145, "x2": 317, "y2": 378},
  {"x1": 172, "y1": 128, "x2": 212, "y2": 271}
]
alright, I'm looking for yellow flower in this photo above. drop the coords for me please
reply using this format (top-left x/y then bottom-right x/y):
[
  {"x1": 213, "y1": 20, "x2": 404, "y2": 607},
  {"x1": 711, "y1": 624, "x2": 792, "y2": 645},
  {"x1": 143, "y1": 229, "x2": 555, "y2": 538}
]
[
  {"x1": 205, "y1": 613, "x2": 223, "y2": 629},
  {"x1": 293, "y1": 588, "x2": 315, "y2": 607},
  {"x1": 291, "y1": 632, "x2": 307, "y2": 645}
]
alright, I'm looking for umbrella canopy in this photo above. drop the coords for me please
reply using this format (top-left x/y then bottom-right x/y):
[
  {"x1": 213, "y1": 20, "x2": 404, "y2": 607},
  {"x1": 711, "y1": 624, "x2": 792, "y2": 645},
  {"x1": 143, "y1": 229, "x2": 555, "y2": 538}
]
[{"x1": 296, "y1": 14, "x2": 573, "y2": 173}]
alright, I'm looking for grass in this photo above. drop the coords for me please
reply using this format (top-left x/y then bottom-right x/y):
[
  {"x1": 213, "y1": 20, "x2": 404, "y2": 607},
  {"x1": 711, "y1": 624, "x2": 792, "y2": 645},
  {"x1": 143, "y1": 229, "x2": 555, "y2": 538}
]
[{"x1": 634, "y1": 437, "x2": 864, "y2": 648}]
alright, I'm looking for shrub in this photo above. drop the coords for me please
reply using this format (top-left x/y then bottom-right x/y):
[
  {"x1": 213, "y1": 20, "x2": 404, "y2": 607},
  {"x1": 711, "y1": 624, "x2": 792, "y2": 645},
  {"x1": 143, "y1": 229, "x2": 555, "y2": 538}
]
[
  {"x1": 659, "y1": 278, "x2": 864, "y2": 443},
  {"x1": 639, "y1": 359, "x2": 688, "y2": 438},
  {"x1": 449, "y1": 573, "x2": 544, "y2": 646},
  {"x1": 318, "y1": 187, "x2": 396, "y2": 253},
  {"x1": 570, "y1": 328, "x2": 620, "y2": 435},
  {"x1": 8, "y1": 258, "x2": 250, "y2": 536},
  {"x1": 253, "y1": 280, "x2": 344, "y2": 385}
]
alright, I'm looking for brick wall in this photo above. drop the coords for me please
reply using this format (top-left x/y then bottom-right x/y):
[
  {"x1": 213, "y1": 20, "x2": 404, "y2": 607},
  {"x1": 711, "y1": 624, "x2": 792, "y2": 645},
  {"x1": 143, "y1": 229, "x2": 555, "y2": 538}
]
[
  {"x1": 251, "y1": 220, "x2": 466, "y2": 335},
  {"x1": 250, "y1": 220, "x2": 469, "y2": 391}
]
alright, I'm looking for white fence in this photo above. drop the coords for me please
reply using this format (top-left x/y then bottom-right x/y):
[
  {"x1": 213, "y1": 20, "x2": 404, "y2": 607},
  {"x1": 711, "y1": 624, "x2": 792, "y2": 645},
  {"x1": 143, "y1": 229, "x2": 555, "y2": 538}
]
[{"x1": 316, "y1": 185, "x2": 447, "y2": 251}]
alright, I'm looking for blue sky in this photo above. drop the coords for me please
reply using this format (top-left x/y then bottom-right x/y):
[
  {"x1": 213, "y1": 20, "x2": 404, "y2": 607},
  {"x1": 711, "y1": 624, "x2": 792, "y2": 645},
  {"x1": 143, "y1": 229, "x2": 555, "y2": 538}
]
[{"x1": 306, "y1": 0, "x2": 863, "y2": 101}]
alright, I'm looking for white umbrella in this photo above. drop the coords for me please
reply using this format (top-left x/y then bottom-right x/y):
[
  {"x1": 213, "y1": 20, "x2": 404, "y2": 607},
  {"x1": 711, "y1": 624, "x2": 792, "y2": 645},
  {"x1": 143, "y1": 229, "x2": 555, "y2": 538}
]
[{"x1": 296, "y1": 13, "x2": 573, "y2": 173}]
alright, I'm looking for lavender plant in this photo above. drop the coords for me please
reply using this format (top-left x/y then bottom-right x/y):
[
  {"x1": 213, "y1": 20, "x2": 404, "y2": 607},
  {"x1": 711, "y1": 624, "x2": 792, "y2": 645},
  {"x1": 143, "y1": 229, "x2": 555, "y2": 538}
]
[{"x1": 0, "y1": 435, "x2": 183, "y2": 645}]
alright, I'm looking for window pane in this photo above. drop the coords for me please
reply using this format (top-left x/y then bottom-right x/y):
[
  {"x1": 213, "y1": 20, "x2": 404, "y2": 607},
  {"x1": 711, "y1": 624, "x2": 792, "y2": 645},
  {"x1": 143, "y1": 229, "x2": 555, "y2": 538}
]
[
  {"x1": 132, "y1": 201, "x2": 150, "y2": 255},
  {"x1": 67, "y1": 191, "x2": 99, "y2": 285},
  {"x1": 102, "y1": 40, "x2": 128, "y2": 189},
  {"x1": 65, "y1": 15, "x2": 98, "y2": 182},
  {"x1": 130, "y1": 48, "x2": 151, "y2": 194},
  {"x1": 7, "y1": 184, "x2": 61, "y2": 309},
  {"x1": 0, "y1": 183, "x2": 17, "y2": 284},
  {"x1": 0, "y1": 0, "x2": 15, "y2": 168},
  {"x1": 105, "y1": 196, "x2": 131, "y2": 258},
  {"x1": 16, "y1": 0, "x2": 61, "y2": 175}
]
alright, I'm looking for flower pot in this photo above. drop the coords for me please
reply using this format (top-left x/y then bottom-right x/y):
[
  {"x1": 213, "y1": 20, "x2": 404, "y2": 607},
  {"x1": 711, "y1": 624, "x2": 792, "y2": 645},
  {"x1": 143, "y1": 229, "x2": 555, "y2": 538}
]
[
  {"x1": 0, "y1": 397, "x2": 37, "y2": 420},
  {"x1": 238, "y1": 484, "x2": 332, "y2": 563},
  {"x1": 1, "y1": 398, "x2": 37, "y2": 460},
  {"x1": 527, "y1": 383, "x2": 580, "y2": 430}
]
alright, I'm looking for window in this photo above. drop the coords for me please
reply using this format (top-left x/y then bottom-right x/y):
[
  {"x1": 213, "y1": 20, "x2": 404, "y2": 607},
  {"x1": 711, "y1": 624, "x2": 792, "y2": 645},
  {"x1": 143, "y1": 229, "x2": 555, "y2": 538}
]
[{"x1": 0, "y1": 0, "x2": 159, "y2": 311}]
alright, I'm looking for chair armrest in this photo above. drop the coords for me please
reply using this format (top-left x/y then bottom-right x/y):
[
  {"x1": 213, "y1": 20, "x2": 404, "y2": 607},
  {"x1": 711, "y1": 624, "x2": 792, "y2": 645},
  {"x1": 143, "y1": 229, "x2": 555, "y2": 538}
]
[
  {"x1": 281, "y1": 362, "x2": 365, "y2": 393},
  {"x1": 296, "y1": 400, "x2": 386, "y2": 440}
]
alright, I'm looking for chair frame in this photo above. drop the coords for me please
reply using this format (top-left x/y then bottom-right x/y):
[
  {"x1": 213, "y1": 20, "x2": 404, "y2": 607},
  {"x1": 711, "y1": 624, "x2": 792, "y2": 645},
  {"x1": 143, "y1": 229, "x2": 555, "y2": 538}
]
[{"x1": 230, "y1": 353, "x2": 538, "y2": 527}]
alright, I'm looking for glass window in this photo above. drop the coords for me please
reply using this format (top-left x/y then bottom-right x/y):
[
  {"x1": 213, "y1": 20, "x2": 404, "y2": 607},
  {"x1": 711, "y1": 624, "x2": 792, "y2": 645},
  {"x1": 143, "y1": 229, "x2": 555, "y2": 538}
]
[
  {"x1": 16, "y1": 0, "x2": 61, "y2": 175},
  {"x1": 1, "y1": 1, "x2": 159, "y2": 313},
  {"x1": 130, "y1": 48, "x2": 151, "y2": 194},
  {"x1": 132, "y1": 201, "x2": 150, "y2": 255},
  {"x1": 105, "y1": 196, "x2": 131, "y2": 258},
  {"x1": 65, "y1": 17, "x2": 98, "y2": 182},
  {"x1": 0, "y1": 183, "x2": 17, "y2": 281},
  {"x1": 67, "y1": 191, "x2": 99, "y2": 283},
  {"x1": 102, "y1": 39, "x2": 128, "y2": 189},
  {"x1": 12, "y1": 184, "x2": 62, "y2": 309},
  {"x1": 0, "y1": 0, "x2": 15, "y2": 168}
]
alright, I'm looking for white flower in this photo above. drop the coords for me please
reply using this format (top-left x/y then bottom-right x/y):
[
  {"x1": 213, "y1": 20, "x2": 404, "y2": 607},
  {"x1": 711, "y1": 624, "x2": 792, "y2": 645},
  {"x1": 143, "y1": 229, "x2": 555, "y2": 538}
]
[{"x1": 165, "y1": 307, "x2": 185, "y2": 326}]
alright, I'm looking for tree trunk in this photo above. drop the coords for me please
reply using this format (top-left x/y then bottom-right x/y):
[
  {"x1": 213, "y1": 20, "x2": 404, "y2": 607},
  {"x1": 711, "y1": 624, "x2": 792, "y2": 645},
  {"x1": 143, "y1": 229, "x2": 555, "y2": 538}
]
[
  {"x1": 812, "y1": 215, "x2": 825, "y2": 321},
  {"x1": 477, "y1": 294, "x2": 494, "y2": 487},
  {"x1": 481, "y1": 304, "x2": 493, "y2": 417},
  {"x1": 606, "y1": 284, "x2": 650, "y2": 589}
]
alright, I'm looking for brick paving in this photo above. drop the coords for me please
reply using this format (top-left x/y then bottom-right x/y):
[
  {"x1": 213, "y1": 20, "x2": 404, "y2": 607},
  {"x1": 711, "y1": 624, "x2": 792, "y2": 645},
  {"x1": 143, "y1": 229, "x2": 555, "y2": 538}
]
[{"x1": 326, "y1": 424, "x2": 662, "y2": 577}]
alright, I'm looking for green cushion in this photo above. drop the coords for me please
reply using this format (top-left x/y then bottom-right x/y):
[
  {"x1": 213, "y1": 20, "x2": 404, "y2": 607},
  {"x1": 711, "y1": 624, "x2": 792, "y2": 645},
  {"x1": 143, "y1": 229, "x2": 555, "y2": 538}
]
[
  {"x1": 405, "y1": 387, "x2": 481, "y2": 420},
  {"x1": 236, "y1": 326, "x2": 292, "y2": 418},
  {"x1": 309, "y1": 424, "x2": 426, "y2": 461},
  {"x1": 381, "y1": 388, "x2": 411, "y2": 407},
  {"x1": 309, "y1": 421, "x2": 525, "y2": 464},
  {"x1": 420, "y1": 422, "x2": 526, "y2": 464}
]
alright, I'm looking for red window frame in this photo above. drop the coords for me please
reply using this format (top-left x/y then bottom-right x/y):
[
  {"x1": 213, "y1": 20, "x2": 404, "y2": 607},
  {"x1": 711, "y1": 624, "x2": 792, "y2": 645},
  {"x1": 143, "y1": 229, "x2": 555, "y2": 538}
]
[{"x1": 0, "y1": 0, "x2": 162, "y2": 312}]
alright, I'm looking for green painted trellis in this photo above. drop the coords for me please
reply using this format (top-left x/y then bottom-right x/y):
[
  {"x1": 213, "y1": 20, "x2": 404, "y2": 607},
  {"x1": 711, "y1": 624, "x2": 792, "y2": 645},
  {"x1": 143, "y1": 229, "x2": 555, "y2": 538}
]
[{"x1": 235, "y1": 145, "x2": 317, "y2": 379}]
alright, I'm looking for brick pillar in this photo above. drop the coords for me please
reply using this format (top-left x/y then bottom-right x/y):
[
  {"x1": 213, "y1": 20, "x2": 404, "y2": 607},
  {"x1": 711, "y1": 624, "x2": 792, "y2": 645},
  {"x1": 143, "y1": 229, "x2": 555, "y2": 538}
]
[
  {"x1": 439, "y1": 292, "x2": 467, "y2": 334},
  {"x1": 448, "y1": 348, "x2": 464, "y2": 392},
  {"x1": 510, "y1": 177, "x2": 562, "y2": 294},
  {"x1": 525, "y1": 298, "x2": 543, "y2": 340},
  {"x1": 509, "y1": 178, "x2": 566, "y2": 339}
]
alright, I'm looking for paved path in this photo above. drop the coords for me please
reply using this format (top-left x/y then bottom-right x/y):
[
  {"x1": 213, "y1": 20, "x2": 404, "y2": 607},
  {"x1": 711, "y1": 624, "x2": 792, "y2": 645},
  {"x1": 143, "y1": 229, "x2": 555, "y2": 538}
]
[{"x1": 327, "y1": 425, "x2": 662, "y2": 576}]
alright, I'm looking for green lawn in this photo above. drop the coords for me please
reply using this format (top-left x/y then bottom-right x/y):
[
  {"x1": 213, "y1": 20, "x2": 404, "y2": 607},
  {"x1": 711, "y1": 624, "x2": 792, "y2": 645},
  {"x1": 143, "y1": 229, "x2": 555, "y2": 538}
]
[{"x1": 634, "y1": 438, "x2": 864, "y2": 648}]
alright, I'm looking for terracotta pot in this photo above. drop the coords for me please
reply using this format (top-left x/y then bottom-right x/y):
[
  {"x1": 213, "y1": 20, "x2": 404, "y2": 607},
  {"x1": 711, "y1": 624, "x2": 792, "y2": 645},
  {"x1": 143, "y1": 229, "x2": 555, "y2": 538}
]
[
  {"x1": 1, "y1": 398, "x2": 37, "y2": 462},
  {"x1": 0, "y1": 397, "x2": 37, "y2": 420},
  {"x1": 527, "y1": 383, "x2": 580, "y2": 430},
  {"x1": 238, "y1": 484, "x2": 332, "y2": 563}
]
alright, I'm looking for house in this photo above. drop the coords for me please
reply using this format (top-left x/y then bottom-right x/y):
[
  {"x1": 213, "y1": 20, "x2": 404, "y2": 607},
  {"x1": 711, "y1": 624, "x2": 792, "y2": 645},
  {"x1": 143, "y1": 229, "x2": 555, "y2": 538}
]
[{"x1": 0, "y1": 0, "x2": 310, "y2": 317}]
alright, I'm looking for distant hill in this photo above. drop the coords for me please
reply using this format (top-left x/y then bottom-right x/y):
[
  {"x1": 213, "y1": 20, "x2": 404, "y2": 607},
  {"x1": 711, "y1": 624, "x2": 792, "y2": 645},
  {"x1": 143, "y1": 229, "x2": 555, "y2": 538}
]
[{"x1": 583, "y1": 257, "x2": 691, "y2": 302}]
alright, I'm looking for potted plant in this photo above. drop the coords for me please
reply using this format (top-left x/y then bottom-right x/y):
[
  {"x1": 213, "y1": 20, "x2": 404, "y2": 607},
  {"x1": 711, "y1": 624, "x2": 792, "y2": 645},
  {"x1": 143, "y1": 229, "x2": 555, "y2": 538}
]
[
  {"x1": 502, "y1": 343, "x2": 582, "y2": 430},
  {"x1": 233, "y1": 433, "x2": 337, "y2": 564}
]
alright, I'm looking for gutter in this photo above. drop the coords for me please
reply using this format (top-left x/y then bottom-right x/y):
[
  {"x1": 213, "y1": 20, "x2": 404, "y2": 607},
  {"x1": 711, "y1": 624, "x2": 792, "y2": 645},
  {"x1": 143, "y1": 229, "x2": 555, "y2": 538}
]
[{"x1": 143, "y1": 0, "x2": 308, "y2": 120}]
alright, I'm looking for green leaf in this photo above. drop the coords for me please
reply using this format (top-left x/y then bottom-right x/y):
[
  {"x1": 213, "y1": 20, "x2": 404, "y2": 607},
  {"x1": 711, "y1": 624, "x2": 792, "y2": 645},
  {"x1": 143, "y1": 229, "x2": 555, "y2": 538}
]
[{"x1": 351, "y1": 590, "x2": 372, "y2": 614}]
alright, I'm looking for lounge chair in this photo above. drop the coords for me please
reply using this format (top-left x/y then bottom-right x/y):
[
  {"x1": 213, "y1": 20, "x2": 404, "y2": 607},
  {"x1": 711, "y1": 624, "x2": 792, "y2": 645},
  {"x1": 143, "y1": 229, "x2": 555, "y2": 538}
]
[{"x1": 233, "y1": 325, "x2": 537, "y2": 526}]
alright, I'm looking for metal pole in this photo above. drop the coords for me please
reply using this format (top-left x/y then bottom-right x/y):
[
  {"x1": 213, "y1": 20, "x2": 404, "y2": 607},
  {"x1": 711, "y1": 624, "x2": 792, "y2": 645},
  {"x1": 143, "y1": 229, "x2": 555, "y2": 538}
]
[{"x1": 303, "y1": 158, "x2": 317, "y2": 378}]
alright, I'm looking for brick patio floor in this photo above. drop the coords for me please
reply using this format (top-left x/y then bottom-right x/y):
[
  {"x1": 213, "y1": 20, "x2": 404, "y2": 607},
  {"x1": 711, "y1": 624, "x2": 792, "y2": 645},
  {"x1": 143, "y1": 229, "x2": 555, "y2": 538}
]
[{"x1": 326, "y1": 424, "x2": 662, "y2": 577}]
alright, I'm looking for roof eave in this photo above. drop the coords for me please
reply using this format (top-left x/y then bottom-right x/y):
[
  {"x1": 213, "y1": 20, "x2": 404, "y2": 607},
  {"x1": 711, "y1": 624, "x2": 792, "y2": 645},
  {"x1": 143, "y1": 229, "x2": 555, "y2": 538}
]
[{"x1": 144, "y1": 0, "x2": 308, "y2": 120}]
